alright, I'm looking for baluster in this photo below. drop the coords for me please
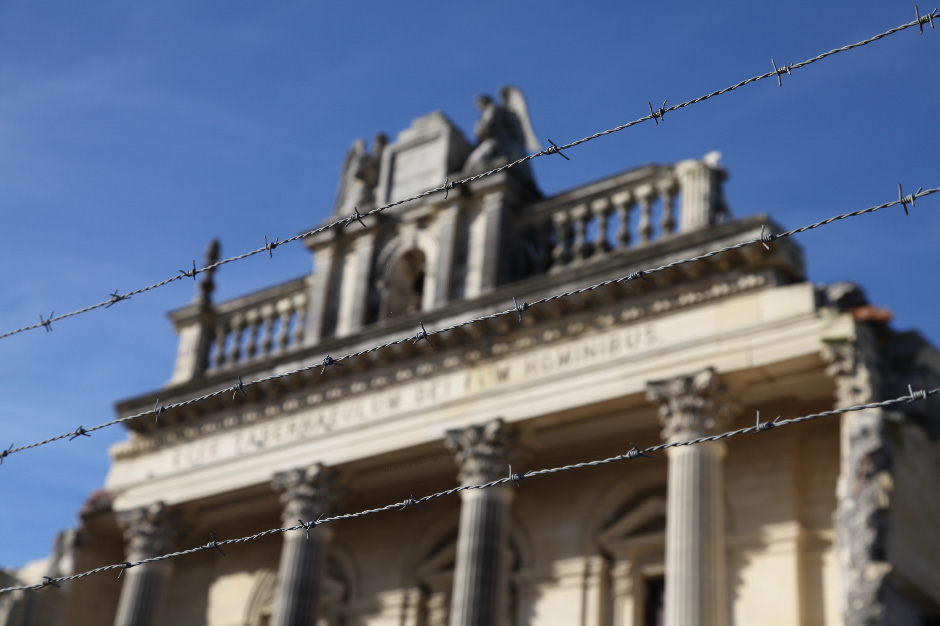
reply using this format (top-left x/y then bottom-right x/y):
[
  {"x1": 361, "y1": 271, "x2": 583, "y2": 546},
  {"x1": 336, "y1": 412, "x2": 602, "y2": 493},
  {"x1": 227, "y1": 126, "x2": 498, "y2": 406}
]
[
  {"x1": 276, "y1": 301, "x2": 292, "y2": 351},
  {"x1": 245, "y1": 310, "x2": 260, "y2": 359},
  {"x1": 212, "y1": 322, "x2": 229, "y2": 369},
  {"x1": 292, "y1": 294, "x2": 307, "y2": 346},
  {"x1": 591, "y1": 197, "x2": 613, "y2": 254},
  {"x1": 659, "y1": 178, "x2": 679, "y2": 236},
  {"x1": 259, "y1": 304, "x2": 276, "y2": 357},
  {"x1": 636, "y1": 185, "x2": 655, "y2": 244},
  {"x1": 228, "y1": 314, "x2": 245, "y2": 364},
  {"x1": 570, "y1": 205, "x2": 590, "y2": 261},
  {"x1": 551, "y1": 211, "x2": 572, "y2": 268},
  {"x1": 612, "y1": 191, "x2": 634, "y2": 250}
]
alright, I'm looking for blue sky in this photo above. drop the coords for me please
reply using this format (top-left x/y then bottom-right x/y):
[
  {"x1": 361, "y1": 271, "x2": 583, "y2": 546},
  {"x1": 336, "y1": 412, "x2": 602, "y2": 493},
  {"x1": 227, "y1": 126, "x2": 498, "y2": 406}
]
[{"x1": 1, "y1": 2, "x2": 938, "y2": 570}]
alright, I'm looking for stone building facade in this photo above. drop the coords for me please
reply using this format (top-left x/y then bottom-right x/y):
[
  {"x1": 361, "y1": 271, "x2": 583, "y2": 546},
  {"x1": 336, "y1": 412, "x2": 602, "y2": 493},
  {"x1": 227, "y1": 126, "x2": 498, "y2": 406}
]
[{"x1": 4, "y1": 88, "x2": 940, "y2": 626}]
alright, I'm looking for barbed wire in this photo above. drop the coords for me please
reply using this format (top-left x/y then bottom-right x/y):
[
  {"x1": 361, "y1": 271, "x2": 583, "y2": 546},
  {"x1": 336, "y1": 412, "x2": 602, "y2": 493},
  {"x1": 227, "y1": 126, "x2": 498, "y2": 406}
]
[
  {"x1": 1, "y1": 185, "x2": 934, "y2": 466},
  {"x1": 2, "y1": 384, "x2": 934, "y2": 594},
  {"x1": 0, "y1": 7, "x2": 934, "y2": 343}
]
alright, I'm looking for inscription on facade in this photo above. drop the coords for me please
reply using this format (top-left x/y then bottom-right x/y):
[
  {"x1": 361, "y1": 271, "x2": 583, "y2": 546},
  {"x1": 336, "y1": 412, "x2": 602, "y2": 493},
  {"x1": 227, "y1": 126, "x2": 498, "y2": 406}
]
[{"x1": 162, "y1": 321, "x2": 662, "y2": 473}]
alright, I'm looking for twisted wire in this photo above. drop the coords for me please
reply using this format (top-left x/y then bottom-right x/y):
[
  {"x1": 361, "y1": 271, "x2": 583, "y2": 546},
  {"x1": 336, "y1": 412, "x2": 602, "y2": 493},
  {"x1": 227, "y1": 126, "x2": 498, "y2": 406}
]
[
  {"x1": 0, "y1": 9, "x2": 934, "y2": 343},
  {"x1": 2, "y1": 186, "x2": 935, "y2": 462},
  {"x1": 3, "y1": 385, "x2": 934, "y2": 594}
]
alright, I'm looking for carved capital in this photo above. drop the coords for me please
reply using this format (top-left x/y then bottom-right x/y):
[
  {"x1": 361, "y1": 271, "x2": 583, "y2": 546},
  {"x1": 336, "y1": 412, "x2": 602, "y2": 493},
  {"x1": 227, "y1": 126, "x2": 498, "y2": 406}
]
[
  {"x1": 822, "y1": 333, "x2": 882, "y2": 406},
  {"x1": 116, "y1": 502, "x2": 176, "y2": 561},
  {"x1": 445, "y1": 418, "x2": 519, "y2": 486},
  {"x1": 647, "y1": 368, "x2": 730, "y2": 442},
  {"x1": 272, "y1": 463, "x2": 339, "y2": 527}
]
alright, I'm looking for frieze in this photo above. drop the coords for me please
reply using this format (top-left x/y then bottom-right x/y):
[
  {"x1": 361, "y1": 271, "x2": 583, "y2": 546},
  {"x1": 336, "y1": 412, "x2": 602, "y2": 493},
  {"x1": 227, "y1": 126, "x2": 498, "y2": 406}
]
[{"x1": 111, "y1": 272, "x2": 767, "y2": 466}]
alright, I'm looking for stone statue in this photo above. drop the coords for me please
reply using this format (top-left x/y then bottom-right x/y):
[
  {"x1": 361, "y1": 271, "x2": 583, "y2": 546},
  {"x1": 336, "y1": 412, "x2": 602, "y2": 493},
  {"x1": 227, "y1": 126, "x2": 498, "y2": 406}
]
[
  {"x1": 333, "y1": 133, "x2": 387, "y2": 215},
  {"x1": 464, "y1": 86, "x2": 540, "y2": 178}
]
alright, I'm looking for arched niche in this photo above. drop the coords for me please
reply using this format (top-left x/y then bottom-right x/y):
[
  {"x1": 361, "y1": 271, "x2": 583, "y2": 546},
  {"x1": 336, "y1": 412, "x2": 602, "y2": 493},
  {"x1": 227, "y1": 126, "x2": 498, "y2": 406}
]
[{"x1": 244, "y1": 543, "x2": 360, "y2": 626}]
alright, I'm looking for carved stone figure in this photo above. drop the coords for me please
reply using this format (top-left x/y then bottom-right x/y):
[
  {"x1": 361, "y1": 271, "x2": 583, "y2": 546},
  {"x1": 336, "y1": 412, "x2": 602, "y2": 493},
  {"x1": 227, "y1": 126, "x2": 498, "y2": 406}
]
[
  {"x1": 464, "y1": 86, "x2": 540, "y2": 180},
  {"x1": 333, "y1": 133, "x2": 387, "y2": 215}
]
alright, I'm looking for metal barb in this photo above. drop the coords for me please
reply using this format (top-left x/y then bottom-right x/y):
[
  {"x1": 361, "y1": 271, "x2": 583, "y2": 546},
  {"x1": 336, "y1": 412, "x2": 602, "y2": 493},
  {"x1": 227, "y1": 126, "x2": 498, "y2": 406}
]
[
  {"x1": 231, "y1": 376, "x2": 247, "y2": 400},
  {"x1": 760, "y1": 224, "x2": 777, "y2": 250},
  {"x1": 69, "y1": 426, "x2": 90, "y2": 441},
  {"x1": 153, "y1": 400, "x2": 166, "y2": 423},
  {"x1": 320, "y1": 355, "x2": 343, "y2": 374},
  {"x1": 39, "y1": 312, "x2": 54, "y2": 333},
  {"x1": 117, "y1": 563, "x2": 136, "y2": 579},
  {"x1": 915, "y1": 5, "x2": 937, "y2": 33},
  {"x1": 345, "y1": 206, "x2": 366, "y2": 228},
  {"x1": 771, "y1": 58, "x2": 791, "y2": 87},
  {"x1": 512, "y1": 296, "x2": 530, "y2": 322},
  {"x1": 897, "y1": 183, "x2": 922, "y2": 216},
  {"x1": 105, "y1": 290, "x2": 130, "y2": 309},
  {"x1": 907, "y1": 384, "x2": 928, "y2": 402},
  {"x1": 648, "y1": 100, "x2": 668, "y2": 125},
  {"x1": 179, "y1": 260, "x2": 198, "y2": 281},
  {"x1": 545, "y1": 138, "x2": 570, "y2": 160},
  {"x1": 624, "y1": 442, "x2": 653, "y2": 460},
  {"x1": 413, "y1": 322, "x2": 432, "y2": 347},
  {"x1": 398, "y1": 495, "x2": 423, "y2": 512},
  {"x1": 754, "y1": 410, "x2": 781, "y2": 433},
  {"x1": 206, "y1": 533, "x2": 225, "y2": 556},
  {"x1": 623, "y1": 270, "x2": 650, "y2": 283},
  {"x1": 264, "y1": 235, "x2": 280, "y2": 259},
  {"x1": 442, "y1": 177, "x2": 456, "y2": 199},
  {"x1": 39, "y1": 577, "x2": 60, "y2": 589},
  {"x1": 508, "y1": 465, "x2": 530, "y2": 487},
  {"x1": 0, "y1": 443, "x2": 13, "y2": 465},
  {"x1": 298, "y1": 513, "x2": 325, "y2": 540}
]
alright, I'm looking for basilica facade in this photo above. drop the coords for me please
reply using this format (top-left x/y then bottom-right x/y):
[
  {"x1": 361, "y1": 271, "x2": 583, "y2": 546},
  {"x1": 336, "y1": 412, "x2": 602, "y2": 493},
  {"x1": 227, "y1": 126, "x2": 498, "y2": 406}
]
[{"x1": 4, "y1": 89, "x2": 940, "y2": 626}]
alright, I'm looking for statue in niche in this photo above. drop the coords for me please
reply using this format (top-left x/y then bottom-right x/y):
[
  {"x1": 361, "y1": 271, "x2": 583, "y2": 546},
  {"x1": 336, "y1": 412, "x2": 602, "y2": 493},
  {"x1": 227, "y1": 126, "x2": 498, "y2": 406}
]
[
  {"x1": 333, "y1": 133, "x2": 387, "y2": 215},
  {"x1": 464, "y1": 86, "x2": 540, "y2": 181}
]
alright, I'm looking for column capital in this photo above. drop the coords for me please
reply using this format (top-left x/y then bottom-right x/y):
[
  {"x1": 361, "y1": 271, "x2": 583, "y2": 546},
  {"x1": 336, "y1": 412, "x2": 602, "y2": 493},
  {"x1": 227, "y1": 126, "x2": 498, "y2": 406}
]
[
  {"x1": 822, "y1": 333, "x2": 883, "y2": 406},
  {"x1": 272, "y1": 463, "x2": 339, "y2": 527},
  {"x1": 445, "y1": 418, "x2": 519, "y2": 486},
  {"x1": 116, "y1": 502, "x2": 176, "y2": 562},
  {"x1": 647, "y1": 367, "x2": 730, "y2": 443}
]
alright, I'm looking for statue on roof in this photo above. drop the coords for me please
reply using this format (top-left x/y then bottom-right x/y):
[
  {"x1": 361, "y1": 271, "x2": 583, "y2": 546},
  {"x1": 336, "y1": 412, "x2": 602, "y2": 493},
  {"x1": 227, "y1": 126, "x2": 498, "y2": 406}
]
[
  {"x1": 464, "y1": 86, "x2": 540, "y2": 180},
  {"x1": 333, "y1": 133, "x2": 387, "y2": 216}
]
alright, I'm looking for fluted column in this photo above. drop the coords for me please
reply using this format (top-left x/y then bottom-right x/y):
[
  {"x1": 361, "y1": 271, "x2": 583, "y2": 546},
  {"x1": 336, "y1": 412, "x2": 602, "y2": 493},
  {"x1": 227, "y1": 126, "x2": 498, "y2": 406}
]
[
  {"x1": 271, "y1": 463, "x2": 339, "y2": 626},
  {"x1": 113, "y1": 503, "x2": 175, "y2": 626},
  {"x1": 647, "y1": 368, "x2": 730, "y2": 626},
  {"x1": 445, "y1": 418, "x2": 519, "y2": 626}
]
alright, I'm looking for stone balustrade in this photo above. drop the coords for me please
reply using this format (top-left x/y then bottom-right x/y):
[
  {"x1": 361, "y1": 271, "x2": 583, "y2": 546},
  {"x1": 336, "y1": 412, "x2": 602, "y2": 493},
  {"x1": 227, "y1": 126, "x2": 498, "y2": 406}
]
[
  {"x1": 169, "y1": 276, "x2": 309, "y2": 383},
  {"x1": 517, "y1": 158, "x2": 726, "y2": 274}
]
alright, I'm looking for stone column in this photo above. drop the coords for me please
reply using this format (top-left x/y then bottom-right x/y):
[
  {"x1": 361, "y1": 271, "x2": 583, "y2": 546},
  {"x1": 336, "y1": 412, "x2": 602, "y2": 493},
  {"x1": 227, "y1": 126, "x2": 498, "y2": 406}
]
[
  {"x1": 464, "y1": 192, "x2": 505, "y2": 298},
  {"x1": 271, "y1": 463, "x2": 339, "y2": 626},
  {"x1": 647, "y1": 368, "x2": 730, "y2": 626},
  {"x1": 335, "y1": 231, "x2": 376, "y2": 337},
  {"x1": 114, "y1": 503, "x2": 175, "y2": 626},
  {"x1": 445, "y1": 418, "x2": 519, "y2": 626},
  {"x1": 306, "y1": 245, "x2": 336, "y2": 344},
  {"x1": 433, "y1": 205, "x2": 460, "y2": 306}
]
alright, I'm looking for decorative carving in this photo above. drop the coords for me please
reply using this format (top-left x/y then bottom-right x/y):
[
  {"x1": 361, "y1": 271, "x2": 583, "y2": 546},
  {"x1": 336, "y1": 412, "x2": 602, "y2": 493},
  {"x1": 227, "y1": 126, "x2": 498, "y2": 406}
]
[
  {"x1": 647, "y1": 368, "x2": 730, "y2": 442},
  {"x1": 445, "y1": 418, "x2": 519, "y2": 486},
  {"x1": 464, "y1": 86, "x2": 540, "y2": 178},
  {"x1": 194, "y1": 239, "x2": 220, "y2": 310},
  {"x1": 822, "y1": 332, "x2": 883, "y2": 406},
  {"x1": 334, "y1": 134, "x2": 387, "y2": 216},
  {"x1": 116, "y1": 502, "x2": 176, "y2": 561},
  {"x1": 272, "y1": 463, "x2": 339, "y2": 527}
]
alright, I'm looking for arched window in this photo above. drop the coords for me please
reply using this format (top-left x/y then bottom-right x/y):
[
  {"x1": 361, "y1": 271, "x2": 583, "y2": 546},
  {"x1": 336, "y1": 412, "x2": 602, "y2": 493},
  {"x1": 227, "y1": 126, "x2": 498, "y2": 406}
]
[{"x1": 383, "y1": 249, "x2": 426, "y2": 320}]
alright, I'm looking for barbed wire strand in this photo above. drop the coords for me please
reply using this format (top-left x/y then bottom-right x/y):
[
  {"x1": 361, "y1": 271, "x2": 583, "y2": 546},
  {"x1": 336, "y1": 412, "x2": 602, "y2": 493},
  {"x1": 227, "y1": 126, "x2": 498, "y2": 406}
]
[
  {"x1": 2, "y1": 385, "x2": 935, "y2": 594},
  {"x1": 2, "y1": 185, "x2": 935, "y2": 464},
  {"x1": 0, "y1": 8, "x2": 934, "y2": 343}
]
